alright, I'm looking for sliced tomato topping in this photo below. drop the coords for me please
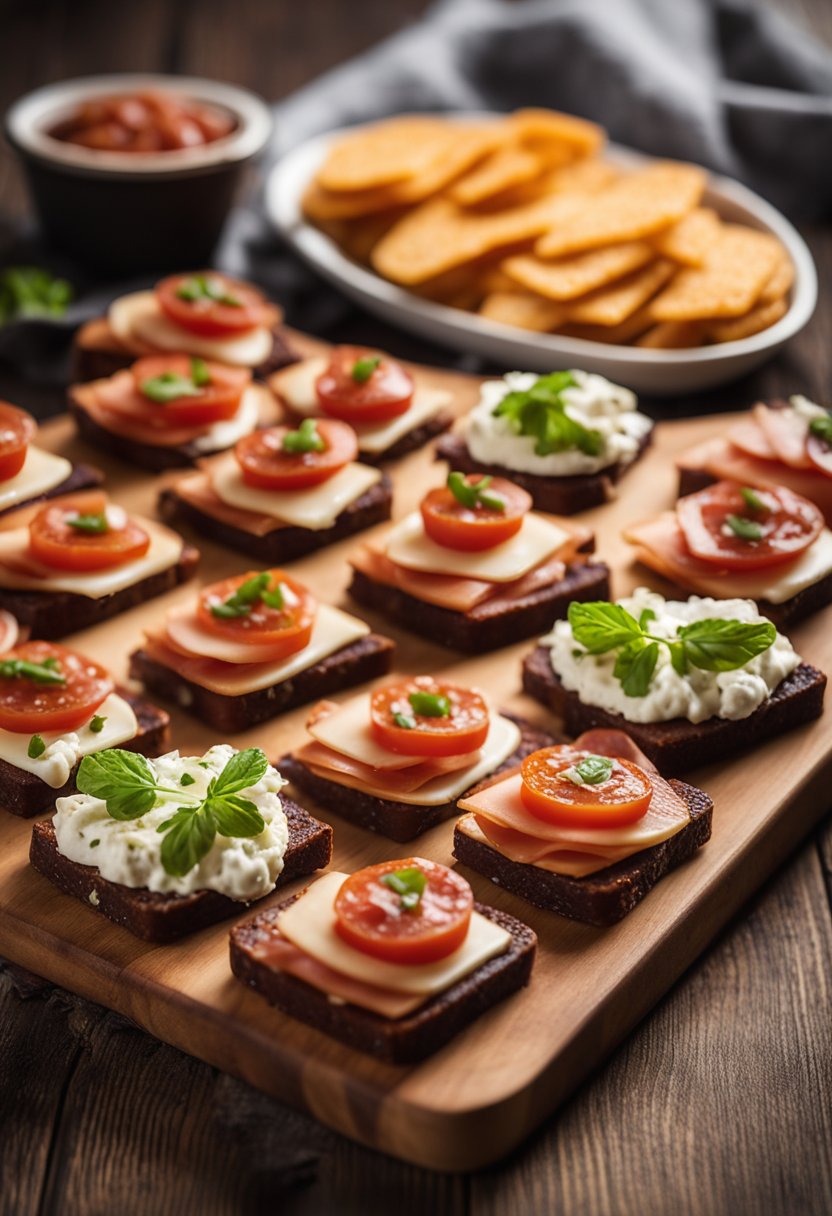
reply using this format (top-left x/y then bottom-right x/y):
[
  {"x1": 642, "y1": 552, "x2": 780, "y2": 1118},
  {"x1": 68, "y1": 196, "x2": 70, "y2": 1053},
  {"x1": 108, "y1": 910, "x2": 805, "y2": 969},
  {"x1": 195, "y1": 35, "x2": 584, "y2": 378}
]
[
  {"x1": 315, "y1": 346, "x2": 414, "y2": 424},
  {"x1": 676, "y1": 480, "x2": 823, "y2": 571},
  {"x1": 156, "y1": 272, "x2": 270, "y2": 337},
  {"x1": 235, "y1": 419, "x2": 357, "y2": 490},
  {"x1": 0, "y1": 641, "x2": 113, "y2": 734},
  {"x1": 0, "y1": 402, "x2": 36, "y2": 482},
  {"x1": 196, "y1": 569, "x2": 316, "y2": 657},
  {"x1": 520, "y1": 746, "x2": 653, "y2": 829},
  {"x1": 420, "y1": 474, "x2": 531, "y2": 551},
  {"x1": 130, "y1": 354, "x2": 249, "y2": 426},
  {"x1": 334, "y1": 858, "x2": 473, "y2": 965},
  {"x1": 28, "y1": 492, "x2": 151, "y2": 572},
  {"x1": 370, "y1": 677, "x2": 489, "y2": 757}
]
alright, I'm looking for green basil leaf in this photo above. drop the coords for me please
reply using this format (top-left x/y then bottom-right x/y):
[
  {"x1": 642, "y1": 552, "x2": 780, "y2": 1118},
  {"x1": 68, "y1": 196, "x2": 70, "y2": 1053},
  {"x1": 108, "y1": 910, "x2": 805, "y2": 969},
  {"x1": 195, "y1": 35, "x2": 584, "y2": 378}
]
[
  {"x1": 493, "y1": 372, "x2": 602, "y2": 456},
  {"x1": 209, "y1": 794, "x2": 266, "y2": 838},
  {"x1": 0, "y1": 266, "x2": 72, "y2": 326},
  {"x1": 614, "y1": 639, "x2": 660, "y2": 697},
  {"x1": 568, "y1": 601, "x2": 643, "y2": 654},
  {"x1": 638, "y1": 607, "x2": 657, "y2": 630},
  {"x1": 679, "y1": 618, "x2": 776, "y2": 672},
  {"x1": 211, "y1": 747, "x2": 269, "y2": 797},
  {"x1": 159, "y1": 806, "x2": 217, "y2": 877},
  {"x1": 668, "y1": 640, "x2": 689, "y2": 676},
  {"x1": 76, "y1": 749, "x2": 158, "y2": 820}
]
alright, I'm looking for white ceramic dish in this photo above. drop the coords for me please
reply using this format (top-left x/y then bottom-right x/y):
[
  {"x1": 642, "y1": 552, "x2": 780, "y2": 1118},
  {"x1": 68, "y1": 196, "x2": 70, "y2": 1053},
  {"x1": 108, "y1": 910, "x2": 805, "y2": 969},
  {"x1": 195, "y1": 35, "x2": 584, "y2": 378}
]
[{"x1": 266, "y1": 123, "x2": 817, "y2": 397}]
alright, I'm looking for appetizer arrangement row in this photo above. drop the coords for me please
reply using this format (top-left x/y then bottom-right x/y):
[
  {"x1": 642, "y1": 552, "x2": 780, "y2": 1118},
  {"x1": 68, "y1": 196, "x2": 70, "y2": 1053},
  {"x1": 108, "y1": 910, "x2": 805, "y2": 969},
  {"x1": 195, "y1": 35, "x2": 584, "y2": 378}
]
[{"x1": 2, "y1": 266, "x2": 828, "y2": 1067}]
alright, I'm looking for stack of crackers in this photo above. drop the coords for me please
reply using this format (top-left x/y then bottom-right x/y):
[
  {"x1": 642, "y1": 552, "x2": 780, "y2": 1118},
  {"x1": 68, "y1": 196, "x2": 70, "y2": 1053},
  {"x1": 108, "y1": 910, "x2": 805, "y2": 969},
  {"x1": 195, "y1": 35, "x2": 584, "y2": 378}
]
[{"x1": 303, "y1": 110, "x2": 794, "y2": 350}]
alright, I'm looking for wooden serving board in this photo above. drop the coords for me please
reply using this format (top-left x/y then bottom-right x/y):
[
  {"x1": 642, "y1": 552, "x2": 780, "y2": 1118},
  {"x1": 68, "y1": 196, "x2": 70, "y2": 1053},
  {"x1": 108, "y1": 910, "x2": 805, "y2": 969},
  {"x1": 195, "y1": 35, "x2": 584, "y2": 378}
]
[{"x1": 0, "y1": 337, "x2": 830, "y2": 1172}]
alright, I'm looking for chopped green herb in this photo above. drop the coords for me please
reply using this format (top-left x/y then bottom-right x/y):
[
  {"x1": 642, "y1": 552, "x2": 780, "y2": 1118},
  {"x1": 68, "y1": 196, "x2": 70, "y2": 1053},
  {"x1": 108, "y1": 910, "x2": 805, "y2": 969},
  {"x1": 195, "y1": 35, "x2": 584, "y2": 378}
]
[
  {"x1": 67, "y1": 512, "x2": 109, "y2": 534},
  {"x1": 175, "y1": 274, "x2": 242, "y2": 308},
  {"x1": 380, "y1": 866, "x2": 427, "y2": 912},
  {"x1": 190, "y1": 356, "x2": 211, "y2": 387},
  {"x1": 392, "y1": 711, "x2": 416, "y2": 730},
  {"x1": 282, "y1": 418, "x2": 326, "y2": 454},
  {"x1": 447, "y1": 471, "x2": 506, "y2": 512},
  {"x1": 809, "y1": 414, "x2": 832, "y2": 446},
  {"x1": 726, "y1": 514, "x2": 764, "y2": 542},
  {"x1": 141, "y1": 371, "x2": 205, "y2": 404},
  {"x1": 90, "y1": 839, "x2": 100, "y2": 848},
  {"x1": 180, "y1": 773, "x2": 196, "y2": 787},
  {"x1": 28, "y1": 734, "x2": 46, "y2": 759},
  {"x1": 351, "y1": 355, "x2": 381, "y2": 383},
  {"x1": 559, "y1": 755, "x2": 614, "y2": 786},
  {"x1": 0, "y1": 657, "x2": 66, "y2": 686},
  {"x1": 89, "y1": 715, "x2": 107, "y2": 734},
  {"x1": 408, "y1": 691, "x2": 451, "y2": 718},
  {"x1": 210, "y1": 572, "x2": 286, "y2": 619},
  {"x1": 740, "y1": 486, "x2": 769, "y2": 513},
  {"x1": 493, "y1": 371, "x2": 603, "y2": 457},
  {"x1": 0, "y1": 267, "x2": 72, "y2": 326}
]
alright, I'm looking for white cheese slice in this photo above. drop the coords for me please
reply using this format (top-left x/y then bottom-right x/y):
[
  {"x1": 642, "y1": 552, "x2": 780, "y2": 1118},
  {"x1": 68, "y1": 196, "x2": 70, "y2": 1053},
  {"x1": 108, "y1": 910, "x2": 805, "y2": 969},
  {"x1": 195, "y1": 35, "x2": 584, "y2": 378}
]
[
  {"x1": 210, "y1": 456, "x2": 382, "y2": 530},
  {"x1": 277, "y1": 871, "x2": 511, "y2": 996},
  {"x1": 0, "y1": 517, "x2": 183, "y2": 599},
  {"x1": 0, "y1": 446, "x2": 73, "y2": 512},
  {"x1": 0, "y1": 692, "x2": 138, "y2": 788},
  {"x1": 165, "y1": 604, "x2": 371, "y2": 694},
  {"x1": 385, "y1": 511, "x2": 570, "y2": 583},
  {"x1": 190, "y1": 385, "x2": 264, "y2": 454},
  {"x1": 272, "y1": 357, "x2": 450, "y2": 454},
  {"x1": 109, "y1": 290, "x2": 273, "y2": 367}
]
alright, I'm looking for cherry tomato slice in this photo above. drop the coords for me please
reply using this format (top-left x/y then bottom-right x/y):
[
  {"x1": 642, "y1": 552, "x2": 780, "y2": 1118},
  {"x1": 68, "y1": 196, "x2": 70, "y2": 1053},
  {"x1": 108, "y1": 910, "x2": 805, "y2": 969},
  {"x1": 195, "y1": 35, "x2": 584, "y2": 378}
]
[
  {"x1": 807, "y1": 433, "x2": 832, "y2": 480},
  {"x1": 370, "y1": 677, "x2": 489, "y2": 757},
  {"x1": 0, "y1": 402, "x2": 36, "y2": 482},
  {"x1": 676, "y1": 480, "x2": 823, "y2": 571},
  {"x1": 156, "y1": 272, "x2": 270, "y2": 337},
  {"x1": 420, "y1": 475, "x2": 531, "y2": 551},
  {"x1": 334, "y1": 858, "x2": 473, "y2": 965},
  {"x1": 197, "y1": 569, "x2": 316, "y2": 657},
  {"x1": 520, "y1": 747, "x2": 653, "y2": 829},
  {"x1": 0, "y1": 641, "x2": 113, "y2": 734},
  {"x1": 235, "y1": 419, "x2": 357, "y2": 490},
  {"x1": 28, "y1": 492, "x2": 151, "y2": 572},
  {"x1": 130, "y1": 355, "x2": 249, "y2": 426},
  {"x1": 315, "y1": 346, "x2": 414, "y2": 424}
]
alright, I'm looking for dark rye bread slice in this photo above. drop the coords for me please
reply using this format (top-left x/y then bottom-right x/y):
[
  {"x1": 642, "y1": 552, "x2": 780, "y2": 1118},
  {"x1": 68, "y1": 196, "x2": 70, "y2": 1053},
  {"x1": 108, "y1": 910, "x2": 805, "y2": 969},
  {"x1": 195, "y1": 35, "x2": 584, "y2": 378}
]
[
  {"x1": 29, "y1": 797, "x2": 333, "y2": 943},
  {"x1": 279, "y1": 714, "x2": 556, "y2": 842},
  {"x1": 71, "y1": 317, "x2": 300, "y2": 384},
  {"x1": 0, "y1": 461, "x2": 104, "y2": 519},
  {"x1": 454, "y1": 780, "x2": 712, "y2": 926},
  {"x1": 157, "y1": 475, "x2": 394, "y2": 563},
  {"x1": 129, "y1": 633, "x2": 396, "y2": 733},
  {"x1": 229, "y1": 896, "x2": 536, "y2": 1064},
  {"x1": 0, "y1": 542, "x2": 200, "y2": 640},
  {"x1": 0, "y1": 688, "x2": 169, "y2": 819},
  {"x1": 435, "y1": 426, "x2": 654, "y2": 515},
  {"x1": 348, "y1": 560, "x2": 610, "y2": 653},
  {"x1": 522, "y1": 643, "x2": 826, "y2": 775}
]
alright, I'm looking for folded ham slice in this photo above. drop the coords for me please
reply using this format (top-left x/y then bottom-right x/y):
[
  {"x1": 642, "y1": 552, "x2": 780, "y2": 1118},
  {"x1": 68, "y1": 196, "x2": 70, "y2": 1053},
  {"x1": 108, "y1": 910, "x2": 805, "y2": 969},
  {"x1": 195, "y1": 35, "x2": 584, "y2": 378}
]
[
  {"x1": 678, "y1": 437, "x2": 832, "y2": 523},
  {"x1": 293, "y1": 738, "x2": 482, "y2": 796},
  {"x1": 171, "y1": 470, "x2": 285, "y2": 536},
  {"x1": 753, "y1": 404, "x2": 812, "y2": 469},
  {"x1": 75, "y1": 377, "x2": 213, "y2": 448}
]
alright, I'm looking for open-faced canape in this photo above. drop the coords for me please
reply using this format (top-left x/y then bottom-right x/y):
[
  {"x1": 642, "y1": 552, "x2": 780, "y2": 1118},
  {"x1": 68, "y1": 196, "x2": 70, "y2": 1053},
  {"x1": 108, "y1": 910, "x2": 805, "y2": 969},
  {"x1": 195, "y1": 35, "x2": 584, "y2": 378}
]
[
  {"x1": 129, "y1": 567, "x2": 394, "y2": 732},
  {"x1": 454, "y1": 729, "x2": 712, "y2": 925},
  {"x1": 436, "y1": 370, "x2": 654, "y2": 515},
  {"x1": 348, "y1": 470, "x2": 609, "y2": 651},
  {"x1": 522, "y1": 588, "x2": 826, "y2": 774},
  {"x1": 30, "y1": 744, "x2": 332, "y2": 942},
  {"x1": 72, "y1": 270, "x2": 298, "y2": 382},
  {"x1": 0, "y1": 491, "x2": 198, "y2": 639},
  {"x1": 269, "y1": 344, "x2": 453, "y2": 463},
  {"x1": 0, "y1": 399, "x2": 102, "y2": 517},
  {"x1": 158, "y1": 415, "x2": 393, "y2": 562},
  {"x1": 279, "y1": 676, "x2": 555, "y2": 841},
  {"x1": 229, "y1": 857, "x2": 536, "y2": 1063}
]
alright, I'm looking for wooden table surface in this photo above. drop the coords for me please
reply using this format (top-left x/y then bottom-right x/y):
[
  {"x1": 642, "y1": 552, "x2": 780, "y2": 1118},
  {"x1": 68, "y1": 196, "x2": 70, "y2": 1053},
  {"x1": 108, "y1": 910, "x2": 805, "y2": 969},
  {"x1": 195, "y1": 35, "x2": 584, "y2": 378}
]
[{"x1": 1, "y1": 1, "x2": 831, "y2": 1213}]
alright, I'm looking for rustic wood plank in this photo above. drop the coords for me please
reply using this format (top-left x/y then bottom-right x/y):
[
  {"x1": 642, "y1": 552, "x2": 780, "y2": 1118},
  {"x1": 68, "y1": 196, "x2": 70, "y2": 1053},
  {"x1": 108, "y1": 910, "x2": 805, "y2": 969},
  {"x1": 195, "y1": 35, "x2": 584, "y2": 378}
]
[{"x1": 469, "y1": 837, "x2": 832, "y2": 1216}]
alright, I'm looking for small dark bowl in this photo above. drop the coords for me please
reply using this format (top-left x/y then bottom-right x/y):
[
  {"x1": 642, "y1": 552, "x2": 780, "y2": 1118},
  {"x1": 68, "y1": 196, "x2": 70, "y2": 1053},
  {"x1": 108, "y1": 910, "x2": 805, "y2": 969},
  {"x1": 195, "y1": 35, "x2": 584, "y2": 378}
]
[{"x1": 5, "y1": 74, "x2": 272, "y2": 276}]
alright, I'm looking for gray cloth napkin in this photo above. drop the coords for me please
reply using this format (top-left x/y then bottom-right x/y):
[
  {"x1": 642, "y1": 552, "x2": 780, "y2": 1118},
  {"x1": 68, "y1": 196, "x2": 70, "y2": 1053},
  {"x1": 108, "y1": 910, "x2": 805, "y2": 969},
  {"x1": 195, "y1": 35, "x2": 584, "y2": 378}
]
[{"x1": 2, "y1": 0, "x2": 831, "y2": 401}]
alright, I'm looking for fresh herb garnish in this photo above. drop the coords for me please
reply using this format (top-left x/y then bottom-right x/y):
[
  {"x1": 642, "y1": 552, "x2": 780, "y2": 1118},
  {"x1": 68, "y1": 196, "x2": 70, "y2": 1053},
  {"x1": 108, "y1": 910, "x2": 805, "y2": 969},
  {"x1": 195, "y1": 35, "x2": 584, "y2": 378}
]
[
  {"x1": 67, "y1": 512, "x2": 109, "y2": 534},
  {"x1": 89, "y1": 715, "x2": 106, "y2": 734},
  {"x1": 180, "y1": 772, "x2": 196, "y2": 786},
  {"x1": 726, "y1": 514, "x2": 764, "y2": 542},
  {"x1": 447, "y1": 471, "x2": 506, "y2": 512},
  {"x1": 90, "y1": 839, "x2": 100, "y2": 848},
  {"x1": 494, "y1": 371, "x2": 603, "y2": 457},
  {"x1": 210, "y1": 572, "x2": 286, "y2": 619},
  {"x1": 190, "y1": 356, "x2": 210, "y2": 387},
  {"x1": 740, "y1": 486, "x2": 769, "y2": 513},
  {"x1": 28, "y1": 734, "x2": 46, "y2": 759},
  {"x1": 76, "y1": 747, "x2": 269, "y2": 877},
  {"x1": 568, "y1": 601, "x2": 777, "y2": 697},
  {"x1": 141, "y1": 357, "x2": 211, "y2": 405},
  {"x1": 0, "y1": 657, "x2": 66, "y2": 686},
  {"x1": 175, "y1": 274, "x2": 242, "y2": 308},
  {"x1": 392, "y1": 711, "x2": 416, "y2": 730},
  {"x1": 380, "y1": 866, "x2": 427, "y2": 912},
  {"x1": 0, "y1": 267, "x2": 72, "y2": 326},
  {"x1": 809, "y1": 414, "x2": 832, "y2": 446},
  {"x1": 351, "y1": 355, "x2": 381, "y2": 383},
  {"x1": 282, "y1": 418, "x2": 326, "y2": 454},
  {"x1": 408, "y1": 691, "x2": 451, "y2": 718},
  {"x1": 559, "y1": 755, "x2": 613, "y2": 786}
]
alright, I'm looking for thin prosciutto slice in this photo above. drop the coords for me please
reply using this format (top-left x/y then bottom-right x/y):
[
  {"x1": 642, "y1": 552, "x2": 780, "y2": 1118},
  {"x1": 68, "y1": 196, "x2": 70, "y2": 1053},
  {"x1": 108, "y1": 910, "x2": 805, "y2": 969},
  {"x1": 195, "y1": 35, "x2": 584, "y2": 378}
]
[
  {"x1": 171, "y1": 470, "x2": 285, "y2": 537},
  {"x1": 678, "y1": 437, "x2": 832, "y2": 524},
  {"x1": 74, "y1": 379, "x2": 211, "y2": 448},
  {"x1": 753, "y1": 404, "x2": 812, "y2": 469}
]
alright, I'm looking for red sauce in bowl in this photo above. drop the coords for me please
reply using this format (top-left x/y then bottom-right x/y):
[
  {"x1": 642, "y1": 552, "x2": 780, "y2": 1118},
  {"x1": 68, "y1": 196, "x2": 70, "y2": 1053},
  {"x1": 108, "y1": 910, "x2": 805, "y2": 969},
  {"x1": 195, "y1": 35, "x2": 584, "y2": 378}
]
[{"x1": 48, "y1": 90, "x2": 236, "y2": 152}]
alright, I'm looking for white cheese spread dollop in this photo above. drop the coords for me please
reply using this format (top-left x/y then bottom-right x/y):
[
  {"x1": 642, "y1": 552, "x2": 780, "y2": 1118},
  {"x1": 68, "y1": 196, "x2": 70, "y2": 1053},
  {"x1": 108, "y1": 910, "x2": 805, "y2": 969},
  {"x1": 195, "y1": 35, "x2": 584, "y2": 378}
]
[
  {"x1": 465, "y1": 370, "x2": 653, "y2": 476},
  {"x1": 53, "y1": 744, "x2": 289, "y2": 900},
  {"x1": 545, "y1": 588, "x2": 801, "y2": 724}
]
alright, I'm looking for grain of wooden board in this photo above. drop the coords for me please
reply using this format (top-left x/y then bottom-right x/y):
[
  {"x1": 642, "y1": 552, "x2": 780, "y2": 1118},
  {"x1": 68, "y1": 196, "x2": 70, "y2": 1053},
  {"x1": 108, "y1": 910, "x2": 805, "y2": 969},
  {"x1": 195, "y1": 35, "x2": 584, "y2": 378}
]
[{"x1": 0, "y1": 337, "x2": 828, "y2": 1171}]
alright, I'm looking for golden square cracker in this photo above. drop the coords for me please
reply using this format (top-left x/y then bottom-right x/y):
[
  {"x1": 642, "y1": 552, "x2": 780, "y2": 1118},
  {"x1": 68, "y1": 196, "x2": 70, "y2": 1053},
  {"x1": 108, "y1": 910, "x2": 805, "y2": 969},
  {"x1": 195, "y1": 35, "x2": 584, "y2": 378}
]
[
  {"x1": 477, "y1": 291, "x2": 567, "y2": 332},
  {"x1": 558, "y1": 303, "x2": 657, "y2": 344},
  {"x1": 759, "y1": 248, "x2": 794, "y2": 304},
  {"x1": 535, "y1": 162, "x2": 707, "y2": 258},
  {"x1": 636, "y1": 321, "x2": 704, "y2": 348},
  {"x1": 317, "y1": 116, "x2": 454, "y2": 192},
  {"x1": 509, "y1": 108, "x2": 605, "y2": 159},
  {"x1": 705, "y1": 296, "x2": 789, "y2": 343},
  {"x1": 653, "y1": 207, "x2": 721, "y2": 265},
  {"x1": 502, "y1": 241, "x2": 655, "y2": 301},
  {"x1": 648, "y1": 224, "x2": 782, "y2": 320},
  {"x1": 451, "y1": 146, "x2": 543, "y2": 206},
  {"x1": 564, "y1": 259, "x2": 676, "y2": 326}
]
